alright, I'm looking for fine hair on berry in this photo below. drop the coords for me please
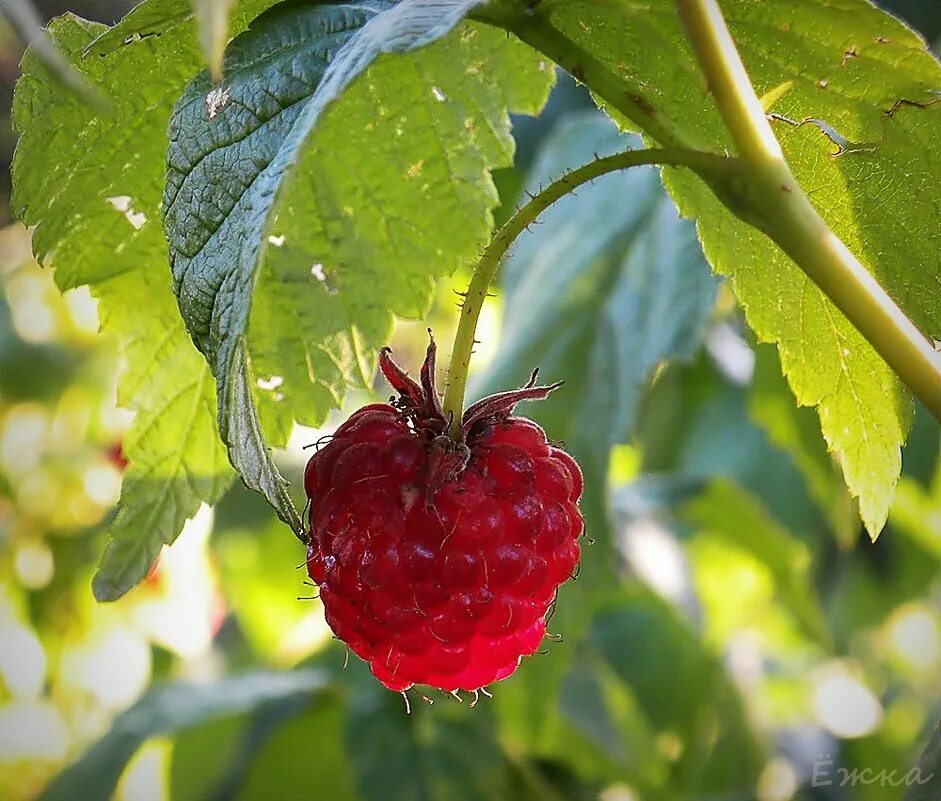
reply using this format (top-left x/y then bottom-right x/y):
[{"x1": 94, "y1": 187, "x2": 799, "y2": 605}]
[{"x1": 305, "y1": 335, "x2": 584, "y2": 693}]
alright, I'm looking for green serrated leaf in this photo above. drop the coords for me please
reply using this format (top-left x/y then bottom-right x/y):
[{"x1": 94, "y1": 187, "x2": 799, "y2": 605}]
[
  {"x1": 38, "y1": 670, "x2": 328, "y2": 801},
  {"x1": 83, "y1": 0, "x2": 271, "y2": 61},
  {"x1": 683, "y1": 479, "x2": 831, "y2": 646},
  {"x1": 164, "y1": 0, "x2": 553, "y2": 526},
  {"x1": 2, "y1": 0, "x2": 101, "y2": 105},
  {"x1": 83, "y1": 0, "x2": 193, "y2": 56},
  {"x1": 473, "y1": 112, "x2": 716, "y2": 543},
  {"x1": 10, "y1": 1, "x2": 276, "y2": 599},
  {"x1": 513, "y1": 0, "x2": 941, "y2": 538}
]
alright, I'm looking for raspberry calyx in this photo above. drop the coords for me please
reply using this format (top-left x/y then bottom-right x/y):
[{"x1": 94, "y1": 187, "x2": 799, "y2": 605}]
[{"x1": 305, "y1": 336, "x2": 584, "y2": 693}]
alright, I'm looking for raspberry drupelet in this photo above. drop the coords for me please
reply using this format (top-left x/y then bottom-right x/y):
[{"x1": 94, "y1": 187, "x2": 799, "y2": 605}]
[{"x1": 304, "y1": 337, "x2": 583, "y2": 693}]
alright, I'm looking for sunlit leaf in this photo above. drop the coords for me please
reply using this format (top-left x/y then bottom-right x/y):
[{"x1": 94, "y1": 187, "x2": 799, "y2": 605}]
[
  {"x1": 10, "y1": 1, "x2": 277, "y2": 599},
  {"x1": 497, "y1": 0, "x2": 941, "y2": 537},
  {"x1": 2, "y1": 0, "x2": 100, "y2": 105},
  {"x1": 164, "y1": 0, "x2": 553, "y2": 527}
]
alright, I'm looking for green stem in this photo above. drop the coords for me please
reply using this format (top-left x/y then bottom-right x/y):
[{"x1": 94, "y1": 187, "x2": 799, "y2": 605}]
[
  {"x1": 441, "y1": 146, "x2": 738, "y2": 437},
  {"x1": 676, "y1": 0, "x2": 941, "y2": 421}
]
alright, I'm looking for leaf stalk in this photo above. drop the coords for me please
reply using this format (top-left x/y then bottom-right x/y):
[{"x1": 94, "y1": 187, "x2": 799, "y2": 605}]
[
  {"x1": 476, "y1": 0, "x2": 941, "y2": 422},
  {"x1": 676, "y1": 0, "x2": 941, "y2": 421},
  {"x1": 442, "y1": 146, "x2": 739, "y2": 437}
]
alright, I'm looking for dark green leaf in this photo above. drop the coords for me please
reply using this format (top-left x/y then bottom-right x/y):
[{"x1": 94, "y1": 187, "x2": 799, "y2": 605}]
[
  {"x1": 169, "y1": 713, "x2": 247, "y2": 800},
  {"x1": 558, "y1": 653, "x2": 667, "y2": 790},
  {"x1": 235, "y1": 697, "x2": 358, "y2": 801},
  {"x1": 346, "y1": 685, "x2": 537, "y2": 801},
  {"x1": 38, "y1": 670, "x2": 328, "y2": 801},
  {"x1": 637, "y1": 352, "x2": 831, "y2": 538}
]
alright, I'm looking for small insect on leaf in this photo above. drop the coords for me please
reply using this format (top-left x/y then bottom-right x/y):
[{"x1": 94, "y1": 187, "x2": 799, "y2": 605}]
[{"x1": 205, "y1": 86, "x2": 230, "y2": 119}]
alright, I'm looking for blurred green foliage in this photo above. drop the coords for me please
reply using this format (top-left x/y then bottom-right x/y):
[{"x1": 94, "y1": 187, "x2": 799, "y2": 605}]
[{"x1": 1, "y1": 6, "x2": 941, "y2": 801}]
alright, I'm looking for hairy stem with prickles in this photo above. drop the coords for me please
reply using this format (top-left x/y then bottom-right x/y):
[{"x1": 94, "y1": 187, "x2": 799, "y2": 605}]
[
  {"x1": 475, "y1": 0, "x2": 941, "y2": 422},
  {"x1": 442, "y1": 146, "x2": 738, "y2": 439},
  {"x1": 675, "y1": 0, "x2": 941, "y2": 420}
]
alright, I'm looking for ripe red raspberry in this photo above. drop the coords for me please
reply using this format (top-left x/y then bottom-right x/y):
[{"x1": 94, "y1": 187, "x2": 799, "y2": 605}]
[{"x1": 304, "y1": 337, "x2": 583, "y2": 693}]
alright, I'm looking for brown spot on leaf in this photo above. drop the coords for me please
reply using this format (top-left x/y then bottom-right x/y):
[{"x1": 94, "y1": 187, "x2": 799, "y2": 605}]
[{"x1": 628, "y1": 93, "x2": 655, "y2": 117}]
